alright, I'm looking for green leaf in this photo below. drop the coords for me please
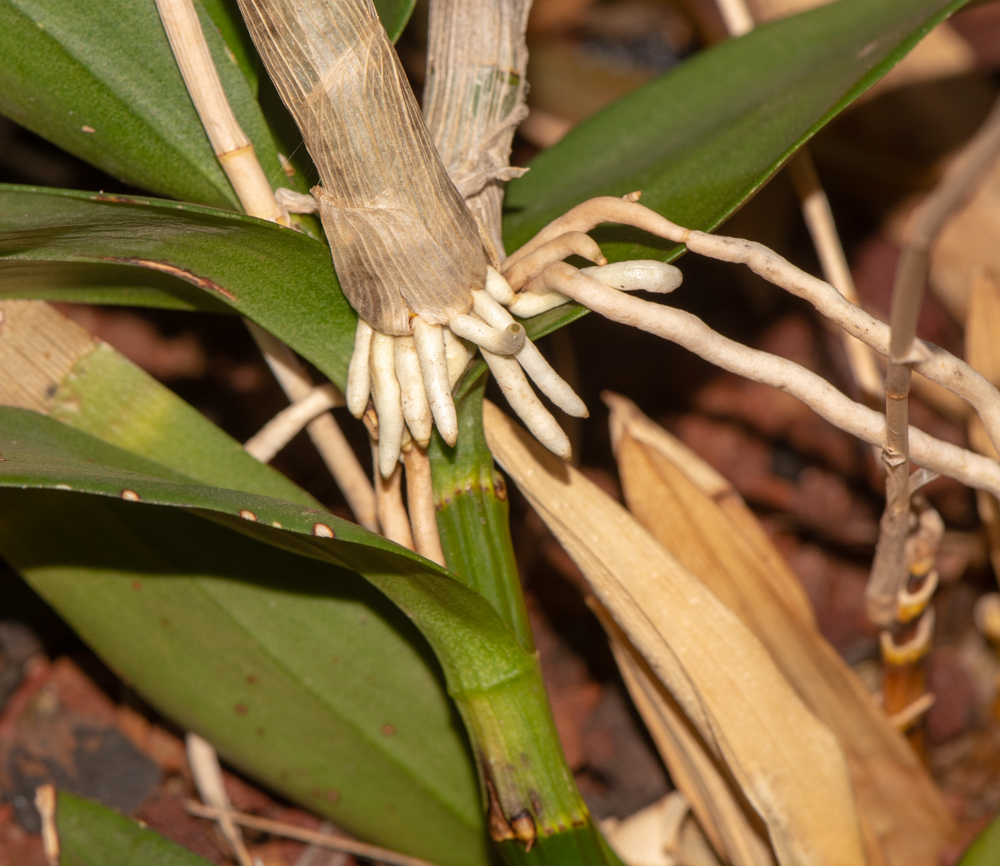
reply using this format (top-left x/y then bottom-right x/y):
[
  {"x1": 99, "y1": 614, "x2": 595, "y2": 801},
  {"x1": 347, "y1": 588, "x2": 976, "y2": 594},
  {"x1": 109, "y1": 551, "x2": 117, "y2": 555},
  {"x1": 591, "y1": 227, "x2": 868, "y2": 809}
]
[
  {"x1": 502, "y1": 0, "x2": 970, "y2": 281},
  {"x1": 959, "y1": 813, "x2": 1000, "y2": 866},
  {"x1": 376, "y1": 0, "x2": 418, "y2": 41},
  {"x1": 0, "y1": 186, "x2": 355, "y2": 385},
  {"x1": 58, "y1": 791, "x2": 214, "y2": 866},
  {"x1": 0, "y1": 0, "x2": 286, "y2": 207}
]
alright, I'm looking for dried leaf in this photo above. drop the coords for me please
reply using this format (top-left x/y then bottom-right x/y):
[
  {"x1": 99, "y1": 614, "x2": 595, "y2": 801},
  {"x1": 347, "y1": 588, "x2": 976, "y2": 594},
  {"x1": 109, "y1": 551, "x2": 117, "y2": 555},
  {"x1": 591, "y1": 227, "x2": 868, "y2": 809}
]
[
  {"x1": 606, "y1": 393, "x2": 955, "y2": 866},
  {"x1": 483, "y1": 400, "x2": 868, "y2": 866}
]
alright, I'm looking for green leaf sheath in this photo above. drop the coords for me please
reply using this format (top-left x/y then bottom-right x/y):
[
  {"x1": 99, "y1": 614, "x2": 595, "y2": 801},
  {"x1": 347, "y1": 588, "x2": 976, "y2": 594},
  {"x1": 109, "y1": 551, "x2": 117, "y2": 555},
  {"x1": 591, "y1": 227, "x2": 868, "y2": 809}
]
[
  {"x1": 959, "y1": 813, "x2": 1000, "y2": 866},
  {"x1": 58, "y1": 791, "x2": 215, "y2": 866},
  {"x1": 0, "y1": 0, "x2": 286, "y2": 208},
  {"x1": 0, "y1": 186, "x2": 356, "y2": 384},
  {"x1": 431, "y1": 374, "x2": 534, "y2": 652},
  {"x1": 504, "y1": 0, "x2": 970, "y2": 261}
]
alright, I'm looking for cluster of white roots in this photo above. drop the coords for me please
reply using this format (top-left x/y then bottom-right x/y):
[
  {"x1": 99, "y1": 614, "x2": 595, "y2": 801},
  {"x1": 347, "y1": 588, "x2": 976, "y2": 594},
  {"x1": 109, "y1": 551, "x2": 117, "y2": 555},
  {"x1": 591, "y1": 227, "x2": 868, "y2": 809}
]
[{"x1": 347, "y1": 193, "x2": 685, "y2": 477}]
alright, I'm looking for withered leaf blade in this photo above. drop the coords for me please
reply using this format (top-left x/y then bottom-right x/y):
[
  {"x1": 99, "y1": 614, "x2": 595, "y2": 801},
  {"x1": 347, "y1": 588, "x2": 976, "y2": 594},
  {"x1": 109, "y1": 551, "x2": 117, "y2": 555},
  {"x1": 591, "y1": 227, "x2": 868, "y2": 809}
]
[
  {"x1": 237, "y1": 0, "x2": 485, "y2": 334},
  {"x1": 606, "y1": 393, "x2": 956, "y2": 866},
  {"x1": 483, "y1": 400, "x2": 868, "y2": 866}
]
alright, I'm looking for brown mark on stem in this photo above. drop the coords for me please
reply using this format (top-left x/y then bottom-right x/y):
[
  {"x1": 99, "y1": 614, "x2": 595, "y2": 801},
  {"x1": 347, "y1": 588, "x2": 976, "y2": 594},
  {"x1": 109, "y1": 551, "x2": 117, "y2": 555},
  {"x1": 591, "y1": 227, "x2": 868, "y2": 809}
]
[{"x1": 100, "y1": 257, "x2": 237, "y2": 301}]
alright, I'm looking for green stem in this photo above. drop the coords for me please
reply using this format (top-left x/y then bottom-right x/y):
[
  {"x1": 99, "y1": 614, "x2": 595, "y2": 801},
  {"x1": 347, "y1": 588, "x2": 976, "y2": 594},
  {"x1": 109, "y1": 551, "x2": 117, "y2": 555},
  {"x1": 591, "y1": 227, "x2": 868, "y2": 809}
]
[{"x1": 429, "y1": 375, "x2": 623, "y2": 865}]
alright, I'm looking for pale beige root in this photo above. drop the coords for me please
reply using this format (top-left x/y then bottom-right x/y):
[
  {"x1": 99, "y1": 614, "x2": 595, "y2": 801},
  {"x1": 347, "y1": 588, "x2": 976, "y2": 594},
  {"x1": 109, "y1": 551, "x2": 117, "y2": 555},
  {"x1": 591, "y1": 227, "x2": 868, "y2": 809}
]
[
  {"x1": 580, "y1": 261, "x2": 684, "y2": 295},
  {"x1": 529, "y1": 262, "x2": 1000, "y2": 500},
  {"x1": 402, "y1": 445, "x2": 447, "y2": 566},
  {"x1": 443, "y1": 328, "x2": 472, "y2": 387},
  {"x1": 597, "y1": 607, "x2": 777, "y2": 866},
  {"x1": 369, "y1": 331, "x2": 405, "y2": 477},
  {"x1": 187, "y1": 733, "x2": 254, "y2": 866},
  {"x1": 422, "y1": 0, "x2": 532, "y2": 257},
  {"x1": 483, "y1": 401, "x2": 869, "y2": 866},
  {"x1": 502, "y1": 232, "x2": 608, "y2": 291},
  {"x1": 413, "y1": 318, "x2": 458, "y2": 446},
  {"x1": 447, "y1": 314, "x2": 526, "y2": 355},
  {"x1": 244, "y1": 383, "x2": 343, "y2": 462},
  {"x1": 606, "y1": 395, "x2": 956, "y2": 866},
  {"x1": 154, "y1": 0, "x2": 287, "y2": 224},
  {"x1": 372, "y1": 441, "x2": 415, "y2": 549},
  {"x1": 395, "y1": 335, "x2": 434, "y2": 448},
  {"x1": 472, "y1": 289, "x2": 588, "y2": 418},
  {"x1": 482, "y1": 354, "x2": 571, "y2": 459},
  {"x1": 346, "y1": 319, "x2": 374, "y2": 418},
  {"x1": 237, "y1": 0, "x2": 487, "y2": 335}
]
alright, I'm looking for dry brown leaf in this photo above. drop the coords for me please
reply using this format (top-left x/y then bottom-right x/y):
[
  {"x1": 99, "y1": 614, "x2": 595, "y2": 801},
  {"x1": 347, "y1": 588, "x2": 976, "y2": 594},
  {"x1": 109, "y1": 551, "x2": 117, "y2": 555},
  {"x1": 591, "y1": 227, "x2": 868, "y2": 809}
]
[
  {"x1": 601, "y1": 791, "x2": 726, "y2": 866},
  {"x1": 483, "y1": 400, "x2": 868, "y2": 866},
  {"x1": 605, "y1": 393, "x2": 955, "y2": 866},
  {"x1": 596, "y1": 604, "x2": 777, "y2": 866},
  {"x1": 966, "y1": 269, "x2": 1000, "y2": 580}
]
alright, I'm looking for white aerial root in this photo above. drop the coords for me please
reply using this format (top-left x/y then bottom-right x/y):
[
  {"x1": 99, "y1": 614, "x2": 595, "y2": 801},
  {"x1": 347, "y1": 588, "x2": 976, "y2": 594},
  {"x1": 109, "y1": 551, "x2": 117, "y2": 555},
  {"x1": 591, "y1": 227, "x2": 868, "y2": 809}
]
[
  {"x1": 346, "y1": 261, "x2": 591, "y2": 475},
  {"x1": 502, "y1": 231, "x2": 607, "y2": 291},
  {"x1": 244, "y1": 383, "x2": 343, "y2": 462},
  {"x1": 528, "y1": 262, "x2": 1000, "y2": 500}
]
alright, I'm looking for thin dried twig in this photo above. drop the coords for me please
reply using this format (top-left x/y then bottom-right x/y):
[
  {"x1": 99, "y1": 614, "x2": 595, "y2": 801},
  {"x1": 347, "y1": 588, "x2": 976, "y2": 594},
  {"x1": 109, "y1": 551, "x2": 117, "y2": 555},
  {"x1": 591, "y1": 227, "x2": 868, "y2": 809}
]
[
  {"x1": 185, "y1": 801, "x2": 442, "y2": 866},
  {"x1": 868, "y1": 95, "x2": 1000, "y2": 625},
  {"x1": 34, "y1": 784, "x2": 59, "y2": 866},
  {"x1": 531, "y1": 263, "x2": 1000, "y2": 499},
  {"x1": 186, "y1": 733, "x2": 254, "y2": 866},
  {"x1": 155, "y1": 0, "x2": 378, "y2": 530}
]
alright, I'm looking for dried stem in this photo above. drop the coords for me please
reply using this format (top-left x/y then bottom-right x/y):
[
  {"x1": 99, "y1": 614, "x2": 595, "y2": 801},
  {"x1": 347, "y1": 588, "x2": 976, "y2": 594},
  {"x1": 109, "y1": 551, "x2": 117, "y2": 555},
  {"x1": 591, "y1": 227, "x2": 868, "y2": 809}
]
[
  {"x1": 185, "y1": 801, "x2": 441, "y2": 866},
  {"x1": 532, "y1": 263, "x2": 1000, "y2": 499},
  {"x1": 154, "y1": 0, "x2": 287, "y2": 224},
  {"x1": 423, "y1": 0, "x2": 532, "y2": 259},
  {"x1": 155, "y1": 0, "x2": 378, "y2": 530},
  {"x1": 868, "y1": 94, "x2": 1000, "y2": 625}
]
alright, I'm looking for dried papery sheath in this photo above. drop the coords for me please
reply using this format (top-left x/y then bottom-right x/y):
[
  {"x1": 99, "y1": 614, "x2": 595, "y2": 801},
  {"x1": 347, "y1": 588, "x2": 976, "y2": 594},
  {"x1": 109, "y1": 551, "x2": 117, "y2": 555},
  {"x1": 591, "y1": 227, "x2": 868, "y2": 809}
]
[{"x1": 237, "y1": 0, "x2": 487, "y2": 335}]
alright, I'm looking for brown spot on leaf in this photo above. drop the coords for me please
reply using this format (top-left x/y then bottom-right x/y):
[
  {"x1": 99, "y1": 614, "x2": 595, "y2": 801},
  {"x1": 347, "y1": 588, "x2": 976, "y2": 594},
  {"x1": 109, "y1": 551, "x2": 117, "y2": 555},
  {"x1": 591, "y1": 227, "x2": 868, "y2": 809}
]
[
  {"x1": 235, "y1": 704, "x2": 248, "y2": 716},
  {"x1": 325, "y1": 789, "x2": 340, "y2": 803},
  {"x1": 100, "y1": 257, "x2": 237, "y2": 301},
  {"x1": 246, "y1": 675, "x2": 258, "y2": 685},
  {"x1": 239, "y1": 509, "x2": 257, "y2": 522},
  {"x1": 120, "y1": 489, "x2": 140, "y2": 502},
  {"x1": 312, "y1": 523, "x2": 335, "y2": 538},
  {"x1": 381, "y1": 724, "x2": 395, "y2": 736},
  {"x1": 131, "y1": 581, "x2": 142, "y2": 591}
]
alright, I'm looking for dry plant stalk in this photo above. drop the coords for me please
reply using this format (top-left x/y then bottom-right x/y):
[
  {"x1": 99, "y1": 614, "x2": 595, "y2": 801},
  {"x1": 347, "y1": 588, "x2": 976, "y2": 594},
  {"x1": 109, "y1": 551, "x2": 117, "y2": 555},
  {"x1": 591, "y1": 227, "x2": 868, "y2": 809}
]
[
  {"x1": 237, "y1": 0, "x2": 485, "y2": 335},
  {"x1": 155, "y1": 0, "x2": 377, "y2": 530},
  {"x1": 423, "y1": 0, "x2": 531, "y2": 259},
  {"x1": 605, "y1": 394, "x2": 955, "y2": 866},
  {"x1": 185, "y1": 801, "x2": 442, "y2": 866},
  {"x1": 483, "y1": 400, "x2": 868, "y2": 866}
]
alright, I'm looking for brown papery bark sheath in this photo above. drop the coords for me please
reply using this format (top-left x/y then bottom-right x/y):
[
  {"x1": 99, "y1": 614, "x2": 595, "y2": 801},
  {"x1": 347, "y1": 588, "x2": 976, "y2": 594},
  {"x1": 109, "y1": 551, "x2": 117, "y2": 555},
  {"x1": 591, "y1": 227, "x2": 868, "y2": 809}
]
[{"x1": 237, "y1": 0, "x2": 486, "y2": 335}]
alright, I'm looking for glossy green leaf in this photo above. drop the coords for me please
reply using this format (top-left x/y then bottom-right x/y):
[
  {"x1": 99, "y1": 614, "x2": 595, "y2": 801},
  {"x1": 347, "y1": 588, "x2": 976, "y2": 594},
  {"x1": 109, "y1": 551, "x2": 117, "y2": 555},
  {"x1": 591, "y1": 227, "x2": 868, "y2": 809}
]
[
  {"x1": 958, "y1": 813, "x2": 1000, "y2": 866},
  {"x1": 0, "y1": 331, "x2": 493, "y2": 863},
  {"x1": 502, "y1": 0, "x2": 970, "y2": 331},
  {"x1": 0, "y1": 0, "x2": 288, "y2": 207},
  {"x1": 58, "y1": 791, "x2": 214, "y2": 866},
  {"x1": 0, "y1": 186, "x2": 355, "y2": 385},
  {"x1": 375, "y1": 0, "x2": 418, "y2": 41}
]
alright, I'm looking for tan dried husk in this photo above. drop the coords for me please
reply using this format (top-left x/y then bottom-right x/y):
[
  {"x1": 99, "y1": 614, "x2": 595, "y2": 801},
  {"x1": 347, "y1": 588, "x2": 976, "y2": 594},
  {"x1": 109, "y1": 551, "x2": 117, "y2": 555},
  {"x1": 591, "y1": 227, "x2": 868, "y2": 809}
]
[
  {"x1": 483, "y1": 400, "x2": 868, "y2": 866},
  {"x1": 604, "y1": 394, "x2": 955, "y2": 866},
  {"x1": 236, "y1": 0, "x2": 486, "y2": 335}
]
